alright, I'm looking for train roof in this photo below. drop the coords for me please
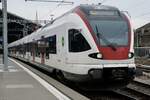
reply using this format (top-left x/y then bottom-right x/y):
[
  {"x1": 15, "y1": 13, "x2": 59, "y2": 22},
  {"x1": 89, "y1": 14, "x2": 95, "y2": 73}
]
[
  {"x1": 41, "y1": 4, "x2": 119, "y2": 29},
  {"x1": 8, "y1": 4, "x2": 120, "y2": 48}
]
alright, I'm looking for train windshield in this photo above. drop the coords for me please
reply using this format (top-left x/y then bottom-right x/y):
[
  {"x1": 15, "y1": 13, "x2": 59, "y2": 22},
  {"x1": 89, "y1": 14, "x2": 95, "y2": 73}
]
[{"x1": 90, "y1": 19, "x2": 129, "y2": 46}]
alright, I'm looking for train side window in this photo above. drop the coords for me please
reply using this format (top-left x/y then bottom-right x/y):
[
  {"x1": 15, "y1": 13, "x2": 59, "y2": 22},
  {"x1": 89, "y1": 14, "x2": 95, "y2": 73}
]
[
  {"x1": 26, "y1": 43, "x2": 29, "y2": 52},
  {"x1": 48, "y1": 35, "x2": 57, "y2": 54},
  {"x1": 35, "y1": 43, "x2": 40, "y2": 57},
  {"x1": 45, "y1": 38, "x2": 49, "y2": 59},
  {"x1": 68, "y1": 29, "x2": 91, "y2": 52}
]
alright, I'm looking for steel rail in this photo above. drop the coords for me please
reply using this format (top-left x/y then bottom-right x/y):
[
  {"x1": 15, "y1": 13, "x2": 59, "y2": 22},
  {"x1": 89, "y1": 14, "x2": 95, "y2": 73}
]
[{"x1": 113, "y1": 79, "x2": 150, "y2": 100}]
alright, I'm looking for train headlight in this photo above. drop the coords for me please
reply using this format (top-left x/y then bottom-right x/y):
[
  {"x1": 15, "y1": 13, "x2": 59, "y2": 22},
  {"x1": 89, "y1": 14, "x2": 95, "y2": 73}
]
[
  {"x1": 128, "y1": 53, "x2": 132, "y2": 58},
  {"x1": 128, "y1": 52, "x2": 134, "y2": 59},
  {"x1": 88, "y1": 52, "x2": 103, "y2": 59},
  {"x1": 97, "y1": 53, "x2": 102, "y2": 59}
]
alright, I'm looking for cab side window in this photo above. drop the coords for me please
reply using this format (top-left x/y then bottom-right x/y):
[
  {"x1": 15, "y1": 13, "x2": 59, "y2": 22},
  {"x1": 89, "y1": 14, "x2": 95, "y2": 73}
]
[{"x1": 68, "y1": 29, "x2": 91, "y2": 52}]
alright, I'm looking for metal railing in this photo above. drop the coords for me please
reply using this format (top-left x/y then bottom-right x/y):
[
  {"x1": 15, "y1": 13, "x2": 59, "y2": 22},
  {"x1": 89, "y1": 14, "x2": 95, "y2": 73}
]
[{"x1": 134, "y1": 47, "x2": 150, "y2": 58}]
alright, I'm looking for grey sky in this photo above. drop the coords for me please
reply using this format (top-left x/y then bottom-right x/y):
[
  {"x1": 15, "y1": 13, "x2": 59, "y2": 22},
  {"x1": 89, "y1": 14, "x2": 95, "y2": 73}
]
[{"x1": 1, "y1": 0, "x2": 150, "y2": 29}]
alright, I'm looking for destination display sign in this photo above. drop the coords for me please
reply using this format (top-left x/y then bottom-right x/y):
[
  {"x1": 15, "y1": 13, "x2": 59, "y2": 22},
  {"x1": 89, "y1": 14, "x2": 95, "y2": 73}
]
[{"x1": 89, "y1": 10, "x2": 119, "y2": 16}]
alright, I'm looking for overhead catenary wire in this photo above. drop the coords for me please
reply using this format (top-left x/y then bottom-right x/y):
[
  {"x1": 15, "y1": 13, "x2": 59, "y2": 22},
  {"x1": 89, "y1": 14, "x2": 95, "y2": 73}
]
[
  {"x1": 25, "y1": 0, "x2": 74, "y2": 4},
  {"x1": 25, "y1": 0, "x2": 74, "y2": 24},
  {"x1": 39, "y1": 3, "x2": 73, "y2": 21}
]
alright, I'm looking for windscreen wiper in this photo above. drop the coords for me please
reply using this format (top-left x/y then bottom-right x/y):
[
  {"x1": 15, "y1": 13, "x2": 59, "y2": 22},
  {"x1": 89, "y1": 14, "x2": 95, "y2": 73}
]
[{"x1": 95, "y1": 25, "x2": 117, "y2": 51}]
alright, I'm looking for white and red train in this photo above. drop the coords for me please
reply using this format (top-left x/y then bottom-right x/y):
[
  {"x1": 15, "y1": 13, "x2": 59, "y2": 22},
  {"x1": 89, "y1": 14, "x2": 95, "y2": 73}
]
[{"x1": 8, "y1": 4, "x2": 136, "y2": 88}]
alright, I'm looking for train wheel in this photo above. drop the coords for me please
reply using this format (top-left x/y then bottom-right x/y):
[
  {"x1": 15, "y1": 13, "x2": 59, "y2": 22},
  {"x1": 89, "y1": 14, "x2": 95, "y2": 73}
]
[
  {"x1": 56, "y1": 70, "x2": 66, "y2": 81},
  {"x1": 55, "y1": 70, "x2": 73, "y2": 85}
]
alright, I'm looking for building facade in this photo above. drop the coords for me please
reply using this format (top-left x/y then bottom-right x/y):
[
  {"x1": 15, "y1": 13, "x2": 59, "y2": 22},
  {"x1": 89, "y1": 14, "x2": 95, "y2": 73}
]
[{"x1": 135, "y1": 23, "x2": 150, "y2": 57}]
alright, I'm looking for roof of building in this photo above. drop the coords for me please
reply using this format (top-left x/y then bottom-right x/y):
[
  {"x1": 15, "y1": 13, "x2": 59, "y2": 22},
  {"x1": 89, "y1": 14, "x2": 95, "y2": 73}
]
[
  {"x1": 136, "y1": 23, "x2": 150, "y2": 34},
  {"x1": 0, "y1": 9, "x2": 41, "y2": 43}
]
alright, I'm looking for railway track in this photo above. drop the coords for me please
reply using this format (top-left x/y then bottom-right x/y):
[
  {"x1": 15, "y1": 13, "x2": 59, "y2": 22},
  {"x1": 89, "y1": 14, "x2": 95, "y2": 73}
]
[
  {"x1": 77, "y1": 78, "x2": 150, "y2": 100},
  {"x1": 137, "y1": 64, "x2": 150, "y2": 73},
  {"x1": 113, "y1": 79, "x2": 150, "y2": 100},
  {"x1": 78, "y1": 90, "x2": 132, "y2": 100}
]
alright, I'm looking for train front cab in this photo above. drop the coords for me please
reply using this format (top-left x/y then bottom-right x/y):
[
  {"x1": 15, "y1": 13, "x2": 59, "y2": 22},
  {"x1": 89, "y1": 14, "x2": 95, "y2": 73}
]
[
  {"x1": 64, "y1": 26, "x2": 136, "y2": 84},
  {"x1": 64, "y1": 6, "x2": 136, "y2": 88}
]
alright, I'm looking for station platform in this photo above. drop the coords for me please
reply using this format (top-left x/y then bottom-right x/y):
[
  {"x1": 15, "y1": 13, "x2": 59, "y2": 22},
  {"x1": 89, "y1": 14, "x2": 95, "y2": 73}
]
[
  {"x1": 0, "y1": 57, "x2": 89, "y2": 100},
  {"x1": 0, "y1": 58, "x2": 60, "y2": 100}
]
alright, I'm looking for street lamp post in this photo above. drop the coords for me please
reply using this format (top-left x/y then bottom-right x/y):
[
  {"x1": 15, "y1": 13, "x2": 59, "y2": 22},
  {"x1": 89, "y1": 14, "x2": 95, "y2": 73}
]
[{"x1": 2, "y1": 0, "x2": 8, "y2": 71}]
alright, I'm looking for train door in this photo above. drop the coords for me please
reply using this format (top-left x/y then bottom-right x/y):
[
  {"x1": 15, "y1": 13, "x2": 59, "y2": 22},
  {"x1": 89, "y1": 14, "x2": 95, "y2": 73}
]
[
  {"x1": 58, "y1": 34, "x2": 66, "y2": 66},
  {"x1": 46, "y1": 35, "x2": 58, "y2": 66},
  {"x1": 56, "y1": 26, "x2": 67, "y2": 67}
]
